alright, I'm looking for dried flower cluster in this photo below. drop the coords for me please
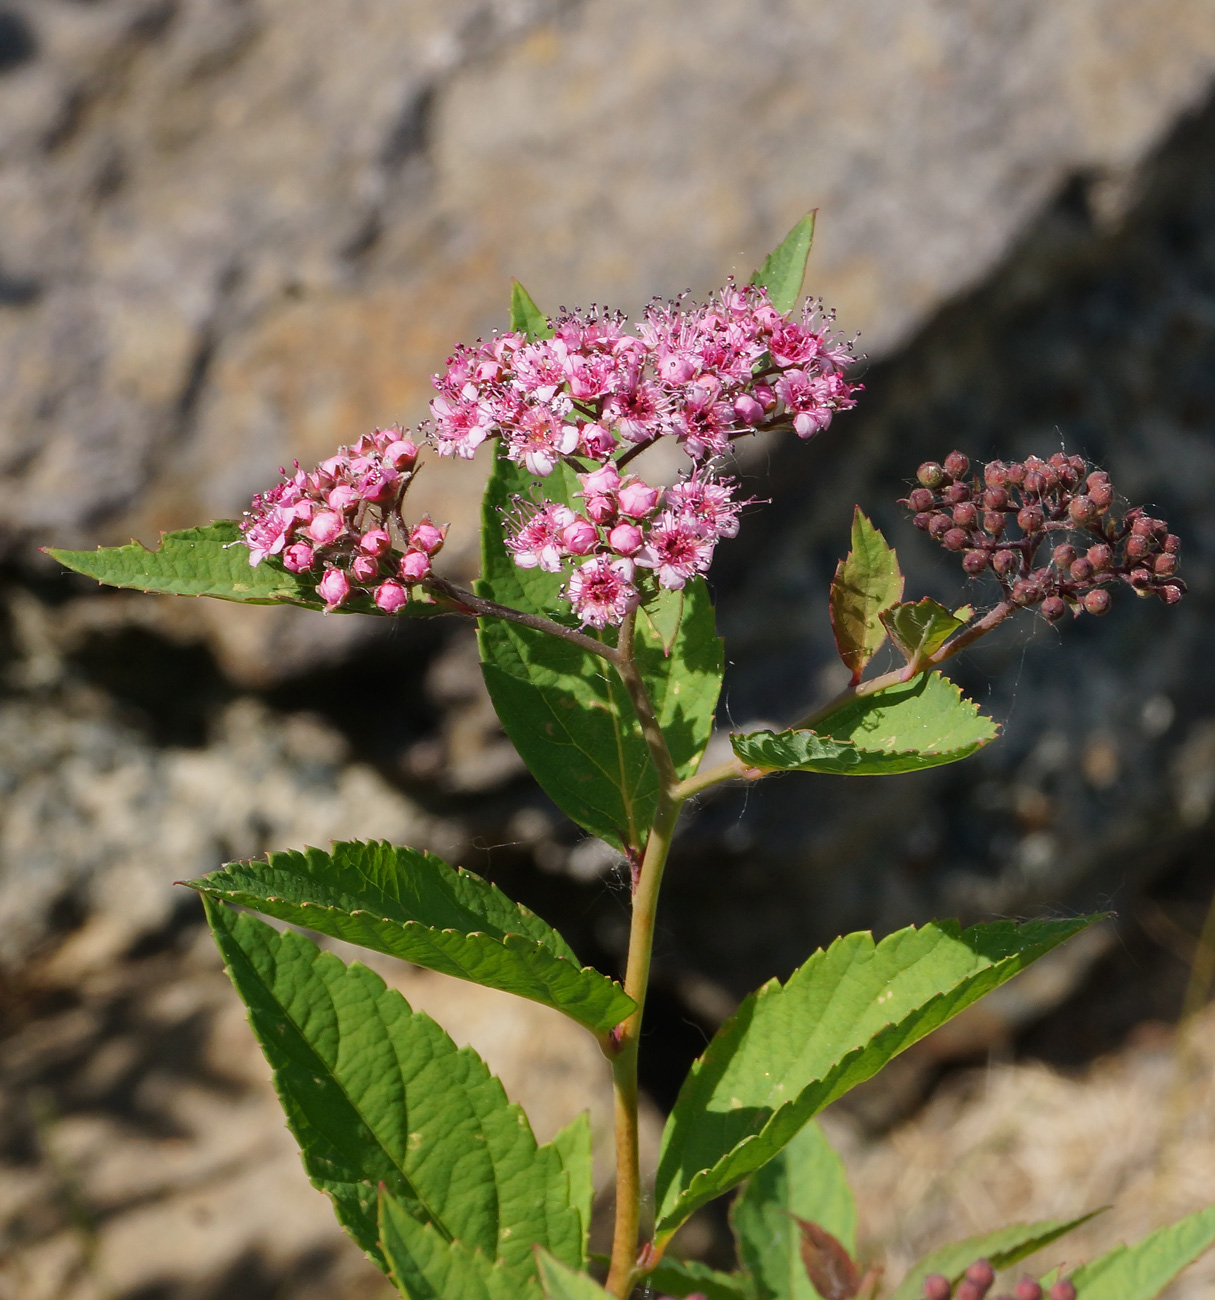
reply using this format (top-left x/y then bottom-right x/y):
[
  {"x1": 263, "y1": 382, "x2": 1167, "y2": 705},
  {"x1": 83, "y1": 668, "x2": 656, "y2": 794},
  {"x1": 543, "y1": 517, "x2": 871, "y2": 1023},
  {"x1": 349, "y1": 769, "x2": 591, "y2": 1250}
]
[
  {"x1": 239, "y1": 426, "x2": 442, "y2": 612},
  {"x1": 903, "y1": 451, "x2": 1184, "y2": 621},
  {"x1": 429, "y1": 282, "x2": 858, "y2": 626},
  {"x1": 921, "y1": 1259, "x2": 1074, "y2": 1300}
]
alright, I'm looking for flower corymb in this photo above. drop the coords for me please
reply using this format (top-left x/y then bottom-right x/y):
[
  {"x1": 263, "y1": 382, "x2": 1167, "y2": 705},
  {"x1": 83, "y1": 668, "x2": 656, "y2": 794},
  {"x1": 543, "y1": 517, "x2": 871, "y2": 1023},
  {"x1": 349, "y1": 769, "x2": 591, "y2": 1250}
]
[{"x1": 240, "y1": 280, "x2": 860, "y2": 625}]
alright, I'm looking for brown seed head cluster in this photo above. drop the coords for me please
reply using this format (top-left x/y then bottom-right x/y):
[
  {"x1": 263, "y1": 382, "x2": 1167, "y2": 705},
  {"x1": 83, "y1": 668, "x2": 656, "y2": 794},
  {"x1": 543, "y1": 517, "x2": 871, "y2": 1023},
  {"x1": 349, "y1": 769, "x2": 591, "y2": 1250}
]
[
  {"x1": 902, "y1": 451, "x2": 1185, "y2": 621},
  {"x1": 921, "y1": 1259, "x2": 1076, "y2": 1300}
]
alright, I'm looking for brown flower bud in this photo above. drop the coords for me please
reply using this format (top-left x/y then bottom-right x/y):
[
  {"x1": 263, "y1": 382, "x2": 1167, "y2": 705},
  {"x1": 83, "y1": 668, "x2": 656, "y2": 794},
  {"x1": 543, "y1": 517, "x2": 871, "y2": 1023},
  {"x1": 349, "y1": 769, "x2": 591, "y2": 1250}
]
[
  {"x1": 985, "y1": 461, "x2": 1009, "y2": 488},
  {"x1": 1048, "y1": 1281, "x2": 1076, "y2": 1300},
  {"x1": 1052, "y1": 544, "x2": 1078, "y2": 568},
  {"x1": 1125, "y1": 534, "x2": 1151, "y2": 561},
  {"x1": 953, "y1": 502, "x2": 978, "y2": 528},
  {"x1": 1006, "y1": 462, "x2": 1027, "y2": 486},
  {"x1": 908, "y1": 487, "x2": 936, "y2": 512},
  {"x1": 922, "y1": 1275, "x2": 952, "y2": 1300},
  {"x1": 1042, "y1": 595, "x2": 1067, "y2": 622},
  {"x1": 918, "y1": 462, "x2": 946, "y2": 489},
  {"x1": 1131, "y1": 515, "x2": 1154, "y2": 537},
  {"x1": 1068, "y1": 495, "x2": 1098, "y2": 524},
  {"x1": 1154, "y1": 553, "x2": 1178, "y2": 577},
  {"x1": 984, "y1": 486, "x2": 1009, "y2": 510},
  {"x1": 984, "y1": 511, "x2": 1007, "y2": 536},
  {"x1": 913, "y1": 512, "x2": 934, "y2": 531},
  {"x1": 944, "y1": 450, "x2": 970, "y2": 479},
  {"x1": 1086, "y1": 470, "x2": 1111, "y2": 491},
  {"x1": 1088, "y1": 481, "x2": 1113, "y2": 510},
  {"x1": 1017, "y1": 505, "x2": 1045, "y2": 533},
  {"x1": 1069, "y1": 558, "x2": 1094, "y2": 583},
  {"x1": 956, "y1": 1283, "x2": 985, "y2": 1300},
  {"x1": 929, "y1": 514, "x2": 952, "y2": 539},
  {"x1": 1083, "y1": 588, "x2": 1111, "y2": 615},
  {"x1": 993, "y1": 549, "x2": 1019, "y2": 576},
  {"x1": 1014, "y1": 1280, "x2": 1043, "y2": 1300},
  {"x1": 1013, "y1": 578, "x2": 1043, "y2": 605},
  {"x1": 1164, "y1": 533, "x2": 1181, "y2": 554},
  {"x1": 1159, "y1": 581, "x2": 1185, "y2": 605},
  {"x1": 966, "y1": 1261, "x2": 996, "y2": 1290},
  {"x1": 947, "y1": 482, "x2": 973, "y2": 504},
  {"x1": 943, "y1": 528, "x2": 969, "y2": 551},
  {"x1": 1087, "y1": 543, "x2": 1113, "y2": 570},
  {"x1": 1023, "y1": 470, "x2": 1047, "y2": 496},
  {"x1": 1129, "y1": 566, "x2": 1153, "y2": 588},
  {"x1": 963, "y1": 550, "x2": 990, "y2": 574}
]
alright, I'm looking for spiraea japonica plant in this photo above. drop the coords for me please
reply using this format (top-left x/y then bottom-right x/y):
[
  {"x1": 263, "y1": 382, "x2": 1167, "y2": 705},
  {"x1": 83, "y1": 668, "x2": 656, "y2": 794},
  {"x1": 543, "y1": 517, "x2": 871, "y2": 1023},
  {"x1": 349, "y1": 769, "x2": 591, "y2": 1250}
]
[{"x1": 50, "y1": 215, "x2": 1214, "y2": 1300}]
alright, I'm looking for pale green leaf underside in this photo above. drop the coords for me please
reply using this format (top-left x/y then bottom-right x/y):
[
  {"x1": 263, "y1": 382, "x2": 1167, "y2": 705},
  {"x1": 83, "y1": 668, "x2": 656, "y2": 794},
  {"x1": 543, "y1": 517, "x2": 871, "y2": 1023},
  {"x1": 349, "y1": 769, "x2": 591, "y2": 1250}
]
[
  {"x1": 732, "y1": 1120, "x2": 857, "y2": 1300},
  {"x1": 751, "y1": 212, "x2": 817, "y2": 314},
  {"x1": 551, "y1": 1112, "x2": 594, "y2": 1268},
  {"x1": 478, "y1": 449, "x2": 722, "y2": 852},
  {"x1": 889, "y1": 1213, "x2": 1103, "y2": 1300},
  {"x1": 1064, "y1": 1205, "x2": 1215, "y2": 1300},
  {"x1": 653, "y1": 915, "x2": 1098, "y2": 1241},
  {"x1": 536, "y1": 1252, "x2": 615, "y2": 1300},
  {"x1": 187, "y1": 841, "x2": 632, "y2": 1036},
  {"x1": 510, "y1": 280, "x2": 553, "y2": 340},
  {"x1": 380, "y1": 1191, "x2": 542, "y2": 1300},
  {"x1": 881, "y1": 598, "x2": 966, "y2": 666},
  {"x1": 646, "y1": 1257, "x2": 753, "y2": 1300},
  {"x1": 829, "y1": 507, "x2": 904, "y2": 682},
  {"x1": 204, "y1": 901, "x2": 582, "y2": 1276},
  {"x1": 732, "y1": 672, "x2": 998, "y2": 777},
  {"x1": 47, "y1": 520, "x2": 432, "y2": 616}
]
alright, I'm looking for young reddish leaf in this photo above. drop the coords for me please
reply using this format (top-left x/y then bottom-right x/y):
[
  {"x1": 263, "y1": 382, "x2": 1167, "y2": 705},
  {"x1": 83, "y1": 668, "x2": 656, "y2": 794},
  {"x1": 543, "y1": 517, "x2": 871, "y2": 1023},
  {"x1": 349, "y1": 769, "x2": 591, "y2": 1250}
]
[
  {"x1": 880, "y1": 598, "x2": 966, "y2": 669},
  {"x1": 829, "y1": 508, "x2": 904, "y2": 684},
  {"x1": 796, "y1": 1218, "x2": 861, "y2": 1300}
]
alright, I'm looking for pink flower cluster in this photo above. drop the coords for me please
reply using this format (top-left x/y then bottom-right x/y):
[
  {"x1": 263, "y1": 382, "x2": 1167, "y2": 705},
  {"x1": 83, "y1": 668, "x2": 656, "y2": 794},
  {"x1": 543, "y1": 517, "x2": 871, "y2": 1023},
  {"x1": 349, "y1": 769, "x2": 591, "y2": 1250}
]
[
  {"x1": 239, "y1": 426, "x2": 444, "y2": 613},
  {"x1": 428, "y1": 282, "x2": 857, "y2": 626}
]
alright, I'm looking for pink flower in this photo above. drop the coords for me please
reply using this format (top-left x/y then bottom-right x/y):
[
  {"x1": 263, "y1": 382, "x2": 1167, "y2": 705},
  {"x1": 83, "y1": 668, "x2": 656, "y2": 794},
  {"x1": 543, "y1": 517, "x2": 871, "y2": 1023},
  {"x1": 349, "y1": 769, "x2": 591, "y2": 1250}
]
[
  {"x1": 282, "y1": 541, "x2": 315, "y2": 573},
  {"x1": 608, "y1": 522, "x2": 644, "y2": 555},
  {"x1": 355, "y1": 463, "x2": 400, "y2": 503},
  {"x1": 617, "y1": 479, "x2": 662, "y2": 518},
  {"x1": 506, "y1": 503, "x2": 574, "y2": 572},
  {"x1": 567, "y1": 556, "x2": 638, "y2": 629},
  {"x1": 317, "y1": 566, "x2": 352, "y2": 610},
  {"x1": 506, "y1": 406, "x2": 579, "y2": 477},
  {"x1": 636, "y1": 512, "x2": 716, "y2": 589},
  {"x1": 244, "y1": 506, "x2": 294, "y2": 566},
  {"x1": 666, "y1": 477, "x2": 742, "y2": 539},
  {"x1": 308, "y1": 511, "x2": 346, "y2": 545},
  {"x1": 399, "y1": 550, "x2": 432, "y2": 583},
  {"x1": 768, "y1": 320, "x2": 821, "y2": 367},
  {"x1": 375, "y1": 580, "x2": 410, "y2": 613},
  {"x1": 409, "y1": 519, "x2": 446, "y2": 554},
  {"x1": 430, "y1": 393, "x2": 492, "y2": 459},
  {"x1": 561, "y1": 516, "x2": 599, "y2": 555}
]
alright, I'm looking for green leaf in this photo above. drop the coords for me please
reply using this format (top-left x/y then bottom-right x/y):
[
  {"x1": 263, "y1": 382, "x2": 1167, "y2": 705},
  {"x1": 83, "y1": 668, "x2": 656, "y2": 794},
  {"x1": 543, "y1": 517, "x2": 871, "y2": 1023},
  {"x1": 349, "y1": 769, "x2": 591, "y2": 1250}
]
[
  {"x1": 732, "y1": 1122, "x2": 857, "y2": 1300},
  {"x1": 46, "y1": 520, "x2": 435, "y2": 616},
  {"x1": 204, "y1": 900, "x2": 583, "y2": 1276},
  {"x1": 751, "y1": 212, "x2": 817, "y2": 314},
  {"x1": 510, "y1": 280, "x2": 553, "y2": 339},
  {"x1": 186, "y1": 841, "x2": 633, "y2": 1036},
  {"x1": 829, "y1": 509, "x2": 904, "y2": 684},
  {"x1": 1064, "y1": 1205, "x2": 1215, "y2": 1300},
  {"x1": 536, "y1": 1252, "x2": 614, "y2": 1300},
  {"x1": 652, "y1": 915, "x2": 1099, "y2": 1244},
  {"x1": 880, "y1": 599, "x2": 967, "y2": 668},
  {"x1": 379, "y1": 1191, "x2": 542, "y2": 1300},
  {"x1": 477, "y1": 448, "x2": 722, "y2": 853},
  {"x1": 647, "y1": 1257, "x2": 754, "y2": 1300},
  {"x1": 732, "y1": 672, "x2": 999, "y2": 777},
  {"x1": 889, "y1": 1213, "x2": 1102, "y2": 1300},
  {"x1": 551, "y1": 1112, "x2": 594, "y2": 1268}
]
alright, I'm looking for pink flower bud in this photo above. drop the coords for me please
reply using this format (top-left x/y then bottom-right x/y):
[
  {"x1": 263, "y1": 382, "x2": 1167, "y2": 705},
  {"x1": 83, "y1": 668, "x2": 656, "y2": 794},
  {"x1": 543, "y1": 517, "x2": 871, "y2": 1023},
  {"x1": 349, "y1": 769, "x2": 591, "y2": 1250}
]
[
  {"x1": 922, "y1": 1276, "x2": 952, "y2": 1300},
  {"x1": 1070, "y1": 558, "x2": 1094, "y2": 582},
  {"x1": 753, "y1": 384, "x2": 777, "y2": 412},
  {"x1": 409, "y1": 519, "x2": 446, "y2": 554},
  {"x1": 993, "y1": 549, "x2": 1019, "y2": 576},
  {"x1": 943, "y1": 528, "x2": 968, "y2": 551},
  {"x1": 358, "y1": 529, "x2": 391, "y2": 556},
  {"x1": 399, "y1": 549, "x2": 432, "y2": 583},
  {"x1": 946, "y1": 482, "x2": 972, "y2": 504},
  {"x1": 953, "y1": 502, "x2": 978, "y2": 528},
  {"x1": 352, "y1": 554, "x2": 379, "y2": 582},
  {"x1": 1015, "y1": 1280, "x2": 1043, "y2": 1300},
  {"x1": 327, "y1": 484, "x2": 360, "y2": 513},
  {"x1": 282, "y1": 542, "x2": 315, "y2": 573},
  {"x1": 562, "y1": 517, "x2": 599, "y2": 555},
  {"x1": 1087, "y1": 543, "x2": 1113, "y2": 570},
  {"x1": 1042, "y1": 595, "x2": 1067, "y2": 621},
  {"x1": 1083, "y1": 588, "x2": 1111, "y2": 615},
  {"x1": 585, "y1": 494, "x2": 617, "y2": 525},
  {"x1": 375, "y1": 579, "x2": 410, "y2": 613},
  {"x1": 618, "y1": 481, "x2": 662, "y2": 518},
  {"x1": 357, "y1": 465, "x2": 400, "y2": 503},
  {"x1": 308, "y1": 511, "x2": 345, "y2": 544},
  {"x1": 908, "y1": 488, "x2": 935, "y2": 512},
  {"x1": 943, "y1": 450, "x2": 970, "y2": 479},
  {"x1": 582, "y1": 464, "x2": 621, "y2": 496},
  {"x1": 579, "y1": 422, "x2": 616, "y2": 459},
  {"x1": 1048, "y1": 1282, "x2": 1076, "y2": 1300},
  {"x1": 608, "y1": 522, "x2": 644, "y2": 555},
  {"x1": 963, "y1": 550, "x2": 989, "y2": 574},
  {"x1": 733, "y1": 393, "x2": 765, "y2": 425},
  {"x1": 317, "y1": 566, "x2": 351, "y2": 609},
  {"x1": 384, "y1": 438, "x2": 418, "y2": 470}
]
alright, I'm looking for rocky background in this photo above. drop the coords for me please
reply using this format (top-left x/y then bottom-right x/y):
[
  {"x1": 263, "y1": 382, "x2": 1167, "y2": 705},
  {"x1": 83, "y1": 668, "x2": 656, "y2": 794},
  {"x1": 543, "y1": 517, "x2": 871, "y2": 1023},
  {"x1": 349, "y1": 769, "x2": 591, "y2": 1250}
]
[{"x1": 3, "y1": 1, "x2": 1215, "y2": 1297}]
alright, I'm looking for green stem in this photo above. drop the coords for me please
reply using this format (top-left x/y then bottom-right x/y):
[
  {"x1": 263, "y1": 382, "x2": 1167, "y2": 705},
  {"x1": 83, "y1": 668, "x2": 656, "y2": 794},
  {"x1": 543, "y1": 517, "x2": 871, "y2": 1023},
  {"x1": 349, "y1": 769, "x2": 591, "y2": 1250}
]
[{"x1": 605, "y1": 605, "x2": 683, "y2": 1299}]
